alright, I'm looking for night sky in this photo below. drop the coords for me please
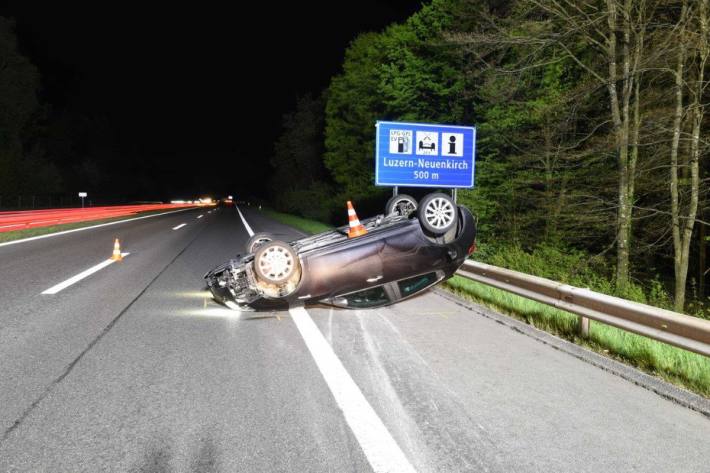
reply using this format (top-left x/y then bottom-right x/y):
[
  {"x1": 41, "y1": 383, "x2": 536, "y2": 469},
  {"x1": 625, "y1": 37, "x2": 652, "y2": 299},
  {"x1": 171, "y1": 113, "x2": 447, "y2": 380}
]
[{"x1": 1, "y1": 1, "x2": 421, "y2": 199}]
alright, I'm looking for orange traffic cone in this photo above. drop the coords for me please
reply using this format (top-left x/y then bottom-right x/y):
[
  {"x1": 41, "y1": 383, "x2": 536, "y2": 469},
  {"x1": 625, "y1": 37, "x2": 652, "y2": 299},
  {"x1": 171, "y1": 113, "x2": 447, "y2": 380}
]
[
  {"x1": 346, "y1": 201, "x2": 368, "y2": 238},
  {"x1": 111, "y1": 238, "x2": 123, "y2": 261}
]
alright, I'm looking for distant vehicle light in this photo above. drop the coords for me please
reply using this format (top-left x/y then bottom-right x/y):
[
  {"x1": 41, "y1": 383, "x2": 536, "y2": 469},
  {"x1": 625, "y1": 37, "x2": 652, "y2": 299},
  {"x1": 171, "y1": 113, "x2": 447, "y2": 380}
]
[{"x1": 171, "y1": 200, "x2": 186, "y2": 204}]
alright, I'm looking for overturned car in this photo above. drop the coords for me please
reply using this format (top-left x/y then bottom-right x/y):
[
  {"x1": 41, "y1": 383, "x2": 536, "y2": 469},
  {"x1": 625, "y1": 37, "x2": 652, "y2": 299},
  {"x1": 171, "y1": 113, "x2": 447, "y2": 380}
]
[{"x1": 205, "y1": 192, "x2": 476, "y2": 311}]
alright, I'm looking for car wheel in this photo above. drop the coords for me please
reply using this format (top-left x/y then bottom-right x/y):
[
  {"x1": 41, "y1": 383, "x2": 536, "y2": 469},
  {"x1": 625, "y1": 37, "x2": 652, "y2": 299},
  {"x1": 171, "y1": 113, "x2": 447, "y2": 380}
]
[
  {"x1": 386, "y1": 194, "x2": 417, "y2": 217},
  {"x1": 418, "y1": 193, "x2": 458, "y2": 235},
  {"x1": 246, "y1": 232, "x2": 274, "y2": 254},
  {"x1": 253, "y1": 241, "x2": 300, "y2": 285}
]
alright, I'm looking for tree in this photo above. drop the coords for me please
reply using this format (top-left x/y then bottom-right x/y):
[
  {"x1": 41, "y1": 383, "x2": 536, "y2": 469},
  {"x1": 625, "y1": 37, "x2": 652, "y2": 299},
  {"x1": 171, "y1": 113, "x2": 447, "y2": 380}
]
[
  {"x1": 668, "y1": 0, "x2": 709, "y2": 310},
  {"x1": 270, "y1": 93, "x2": 334, "y2": 221},
  {"x1": 324, "y1": 32, "x2": 389, "y2": 203},
  {"x1": 324, "y1": 0, "x2": 465, "y2": 209},
  {"x1": 445, "y1": 1, "x2": 619, "y2": 248},
  {"x1": 520, "y1": 0, "x2": 654, "y2": 291},
  {"x1": 0, "y1": 17, "x2": 41, "y2": 195}
]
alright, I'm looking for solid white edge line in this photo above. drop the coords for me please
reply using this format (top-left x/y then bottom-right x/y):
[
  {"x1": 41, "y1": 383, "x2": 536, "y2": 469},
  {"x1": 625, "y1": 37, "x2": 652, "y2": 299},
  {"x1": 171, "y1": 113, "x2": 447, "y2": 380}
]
[
  {"x1": 172, "y1": 223, "x2": 187, "y2": 230},
  {"x1": 289, "y1": 307, "x2": 416, "y2": 473},
  {"x1": 0, "y1": 208, "x2": 197, "y2": 249},
  {"x1": 235, "y1": 205, "x2": 255, "y2": 237},
  {"x1": 41, "y1": 252, "x2": 130, "y2": 295}
]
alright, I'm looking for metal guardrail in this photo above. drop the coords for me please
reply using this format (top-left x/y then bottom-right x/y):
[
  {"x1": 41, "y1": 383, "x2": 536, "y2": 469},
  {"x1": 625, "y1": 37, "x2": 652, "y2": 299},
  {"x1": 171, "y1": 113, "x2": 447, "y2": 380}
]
[{"x1": 455, "y1": 260, "x2": 710, "y2": 357}]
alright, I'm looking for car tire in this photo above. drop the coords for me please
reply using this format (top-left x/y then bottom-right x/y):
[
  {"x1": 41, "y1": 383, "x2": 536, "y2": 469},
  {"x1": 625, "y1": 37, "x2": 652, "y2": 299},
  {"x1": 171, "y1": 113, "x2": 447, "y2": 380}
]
[
  {"x1": 246, "y1": 232, "x2": 275, "y2": 254},
  {"x1": 418, "y1": 193, "x2": 458, "y2": 235},
  {"x1": 385, "y1": 194, "x2": 418, "y2": 217},
  {"x1": 253, "y1": 240, "x2": 300, "y2": 285}
]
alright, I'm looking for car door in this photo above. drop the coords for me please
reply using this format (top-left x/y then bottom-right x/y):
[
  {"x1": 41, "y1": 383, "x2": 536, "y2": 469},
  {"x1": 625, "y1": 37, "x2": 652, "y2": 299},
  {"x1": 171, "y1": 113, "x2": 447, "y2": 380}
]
[
  {"x1": 379, "y1": 223, "x2": 449, "y2": 283},
  {"x1": 300, "y1": 232, "x2": 385, "y2": 300}
]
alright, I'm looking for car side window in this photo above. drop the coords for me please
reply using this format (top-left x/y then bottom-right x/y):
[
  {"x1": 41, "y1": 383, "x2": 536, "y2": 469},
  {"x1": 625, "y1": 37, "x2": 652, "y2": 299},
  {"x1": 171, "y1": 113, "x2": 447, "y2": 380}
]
[
  {"x1": 397, "y1": 272, "x2": 438, "y2": 298},
  {"x1": 339, "y1": 286, "x2": 390, "y2": 308}
]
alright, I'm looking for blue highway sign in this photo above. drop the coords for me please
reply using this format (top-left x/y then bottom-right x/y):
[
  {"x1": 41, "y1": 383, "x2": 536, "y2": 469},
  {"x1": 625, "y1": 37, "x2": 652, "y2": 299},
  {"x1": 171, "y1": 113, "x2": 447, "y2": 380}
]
[{"x1": 375, "y1": 121, "x2": 476, "y2": 188}]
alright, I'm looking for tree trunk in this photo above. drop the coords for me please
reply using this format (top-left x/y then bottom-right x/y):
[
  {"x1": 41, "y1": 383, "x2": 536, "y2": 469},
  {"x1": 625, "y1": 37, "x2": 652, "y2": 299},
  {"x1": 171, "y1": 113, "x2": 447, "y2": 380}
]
[
  {"x1": 608, "y1": 0, "x2": 644, "y2": 293},
  {"x1": 607, "y1": 0, "x2": 630, "y2": 290},
  {"x1": 670, "y1": 0, "x2": 706, "y2": 312},
  {"x1": 700, "y1": 217, "x2": 706, "y2": 300},
  {"x1": 670, "y1": 8, "x2": 686, "y2": 310}
]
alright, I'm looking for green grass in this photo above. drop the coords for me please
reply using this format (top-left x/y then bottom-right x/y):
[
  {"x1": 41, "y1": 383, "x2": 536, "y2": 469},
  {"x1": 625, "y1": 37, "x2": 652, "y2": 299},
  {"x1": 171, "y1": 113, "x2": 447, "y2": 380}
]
[
  {"x1": 0, "y1": 209, "x2": 178, "y2": 244},
  {"x1": 263, "y1": 209, "x2": 710, "y2": 398},
  {"x1": 262, "y1": 209, "x2": 334, "y2": 235},
  {"x1": 446, "y1": 276, "x2": 710, "y2": 397}
]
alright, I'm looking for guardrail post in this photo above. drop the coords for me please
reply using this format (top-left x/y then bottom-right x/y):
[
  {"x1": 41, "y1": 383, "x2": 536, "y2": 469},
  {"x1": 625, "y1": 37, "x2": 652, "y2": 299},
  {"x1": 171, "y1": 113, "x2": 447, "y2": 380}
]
[{"x1": 578, "y1": 316, "x2": 590, "y2": 338}]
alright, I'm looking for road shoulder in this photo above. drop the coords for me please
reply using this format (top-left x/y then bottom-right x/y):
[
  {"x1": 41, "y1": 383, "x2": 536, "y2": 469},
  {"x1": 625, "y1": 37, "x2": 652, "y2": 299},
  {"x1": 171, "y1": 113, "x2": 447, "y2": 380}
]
[{"x1": 434, "y1": 287, "x2": 710, "y2": 418}]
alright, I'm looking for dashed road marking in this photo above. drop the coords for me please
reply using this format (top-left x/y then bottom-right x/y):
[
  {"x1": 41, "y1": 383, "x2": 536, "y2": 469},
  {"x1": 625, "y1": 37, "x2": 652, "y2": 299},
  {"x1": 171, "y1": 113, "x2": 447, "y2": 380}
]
[
  {"x1": 41, "y1": 253, "x2": 130, "y2": 295},
  {"x1": 172, "y1": 223, "x2": 187, "y2": 230},
  {"x1": 197, "y1": 215, "x2": 203, "y2": 219}
]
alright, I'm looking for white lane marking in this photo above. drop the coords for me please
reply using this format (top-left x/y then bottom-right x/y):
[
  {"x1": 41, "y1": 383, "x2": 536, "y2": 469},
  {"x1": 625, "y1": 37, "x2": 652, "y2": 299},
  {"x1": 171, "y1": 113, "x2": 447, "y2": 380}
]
[
  {"x1": 289, "y1": 307, "x2": 415, "y2": 473},
  {"x1": 0, "y1": 208, "x2": 197, "y2": 249},
  {"x1": 197, "y1": 215, "x2": 203, "y2": 219},
  {"x1": 235, "y1": 205, "x2": 255, "y2": 237},
  {"x1": 42, "y1": 253, "x2": 130, "y2": 295},
  {"x1": 172, "y1": 223, "x2": 187, "y2": 230}
]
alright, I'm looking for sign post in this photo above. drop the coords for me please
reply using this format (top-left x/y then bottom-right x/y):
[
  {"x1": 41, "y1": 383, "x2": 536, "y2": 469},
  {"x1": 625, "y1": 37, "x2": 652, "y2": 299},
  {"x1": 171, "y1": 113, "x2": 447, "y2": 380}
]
[
  {"x1": 78, "y1": 192, "x2": 87, "y2": 208},
  {"x1": 375, "y1": 121, "x2": 476, "y2": 198}
]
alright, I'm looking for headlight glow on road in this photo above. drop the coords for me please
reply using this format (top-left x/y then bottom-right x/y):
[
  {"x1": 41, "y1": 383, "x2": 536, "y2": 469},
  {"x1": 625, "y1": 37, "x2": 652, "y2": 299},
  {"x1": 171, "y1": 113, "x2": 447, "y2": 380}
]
[
  {"x1": 177, "y1": 307, "x2": 243, "y2": 319},
  {"x1": 224, "y1": 301, "x2": 241, "y2": 311},
  {"x1": 174, "y1": 290, "x2": 213, "y2": 299}
]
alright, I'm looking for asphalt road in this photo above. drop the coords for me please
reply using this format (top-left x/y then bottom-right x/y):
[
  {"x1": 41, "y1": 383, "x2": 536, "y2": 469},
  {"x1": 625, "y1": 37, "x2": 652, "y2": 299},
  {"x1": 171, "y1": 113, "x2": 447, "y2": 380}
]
[{"x1": 0, "y1": 205, "x2": 708, "y2": 472}]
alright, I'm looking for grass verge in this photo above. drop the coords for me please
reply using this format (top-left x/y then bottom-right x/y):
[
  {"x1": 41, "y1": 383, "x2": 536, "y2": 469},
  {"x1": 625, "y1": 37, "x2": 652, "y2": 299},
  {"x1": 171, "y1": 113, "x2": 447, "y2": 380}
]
[
  {"x1": 0, "y1": 209, "x2": 182, "y2": 244},
  {"x1": 262, "y1": 209, "x2": 333, "y2": 235},
  {"x1": 263, "y1": 209, "x2": 710, "y2": 398}
]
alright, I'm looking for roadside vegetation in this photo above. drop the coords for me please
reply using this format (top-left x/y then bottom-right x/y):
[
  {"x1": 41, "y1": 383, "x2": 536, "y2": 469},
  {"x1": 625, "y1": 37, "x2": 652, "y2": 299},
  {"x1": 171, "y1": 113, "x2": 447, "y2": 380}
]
[
  {"x1": 261, "y1": 209, "x2": 333, "y2": 235},
  {"x1": 0, "y1": 17, "x2": 188, "y2": 207}
]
